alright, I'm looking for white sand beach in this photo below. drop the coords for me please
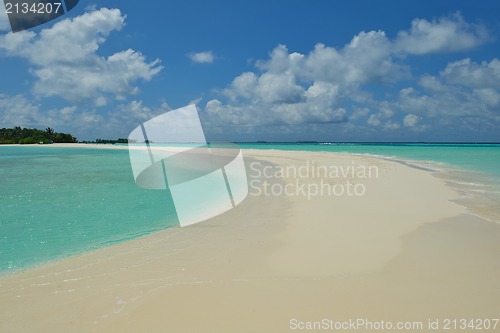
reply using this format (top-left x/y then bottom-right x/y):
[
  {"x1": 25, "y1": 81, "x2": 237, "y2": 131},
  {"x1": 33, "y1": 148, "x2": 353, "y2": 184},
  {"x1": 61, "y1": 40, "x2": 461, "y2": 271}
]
[{"x1": 1, "y1": 147, "x2": 499, "y2": 332}]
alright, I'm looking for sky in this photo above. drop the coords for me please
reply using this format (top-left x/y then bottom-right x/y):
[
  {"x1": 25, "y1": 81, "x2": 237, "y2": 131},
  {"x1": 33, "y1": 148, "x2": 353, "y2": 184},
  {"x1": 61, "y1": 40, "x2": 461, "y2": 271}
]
[{"x1": 0, "y1": 0, "x2": 499, "y2": 142}]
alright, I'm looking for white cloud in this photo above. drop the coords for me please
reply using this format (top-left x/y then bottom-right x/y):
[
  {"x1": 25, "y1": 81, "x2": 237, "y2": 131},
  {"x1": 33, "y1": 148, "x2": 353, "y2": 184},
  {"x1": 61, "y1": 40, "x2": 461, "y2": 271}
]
[
  {"x1": 257, "y1": 35, "x2": 407, "y2": 86},
  {"x1": 419, "y1": 75, "x2": 447, "y2": 92},
  {"x1": 398, "y1": 85, "x2": 478, "y2": 118},
  {"x1": 49, "y1": 106, "x2": 77, "y2": 122},
  {"x1": 0, "y1": 94, "x2": 103, "y2": 136},
  {"x1": 208, "y1": 13, "x2": 490, "y2": 133},
  {"x1": 226, "y1": 69, "x2": 304, "y2": 104},
  {"x1": 116, "y1": 100, "x2": 155, "y2": 122},
  {"x1": 395, "y1": 13, "x2": 489, "y2": 55},
  {"x1": 0, "y1": 94, "x2": 41, "y2": 128},
  {"x1": 366, "y1": 110, "x2": 400, "y2": 131},
  {"x1": 383, "y1": 121, "x2": 400, "y2": 130},
  {"x1": 367, "y1": 114, "x2": 381, "y2": 127},
  {"x1": 441, "y1": 58, "x2": 500, "y2": 89},
  {"x1": 474, "y1": 88, "x2": 500, "y2": 108},
  {"x1": 207, "y1": 36, "x2": 406, "y2": 129},
  {"x1": 442, "y1": 58, "x2": 500, "y2": 109},
  {"x1": 350, "y1": 107, "x2": 370, "y2": 121},
  {"x1": 256, "y1": 44, "x2": 304, "y2": 74},
  {"x1": 344, "y1": 31, "x2": 403, "y2": 82},
  {"x1": 255, "y1": 71, "x2": 304, "y2": 104},
  {"x1": 3, "y1": 12, "x2": 497, "y2": 141},
  {"x1": 224, "y1": 72, "x2": 258, "y2": 101},
  {"x1": 0, "y1": 94, "x2": 176, "y2": 140},
  {"x1": 403, "y1": 114, "x2": 419, "y2": 127},
  {"x1": 0, "y1": 8, "x2": 162, "y2": 105},
  {"x1": 395, "y1": 57, "x2": 500, "y2": 122},
  {"x1": 205, "y1": 91, "x2": 347, "y2": 127},
  {"x1": 207, "y1": 66, "x2": 348, "y2": 127},
  {"x1": 105, "y1": 100, "x2": 173, "y2": 135},
  {"x1": 188, "y1": 51, "x2": 214, "y2": 64},
  {"x1": 201, "y1": 12, "x2": 498, "y2": 140}
]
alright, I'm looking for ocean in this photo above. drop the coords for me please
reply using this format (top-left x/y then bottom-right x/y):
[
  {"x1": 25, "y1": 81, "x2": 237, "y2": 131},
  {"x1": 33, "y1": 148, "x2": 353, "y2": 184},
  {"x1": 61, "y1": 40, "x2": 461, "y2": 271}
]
[
  {"x1": 1, "y1": 143, "x2": 499, "y2": 275},
  {"x1": 0, "y1": 146, "x2": 178, "y2": 274}
]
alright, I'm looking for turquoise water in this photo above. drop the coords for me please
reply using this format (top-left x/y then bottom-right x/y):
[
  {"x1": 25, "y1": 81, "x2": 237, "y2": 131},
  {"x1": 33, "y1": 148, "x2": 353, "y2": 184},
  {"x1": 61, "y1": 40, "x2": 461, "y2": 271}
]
[
  {"x1": 1, "y1": 143, "x2": 499, "y2": 275},
  {"x1": 0, "y1": 146, "x2": 178, "y2": 274}
]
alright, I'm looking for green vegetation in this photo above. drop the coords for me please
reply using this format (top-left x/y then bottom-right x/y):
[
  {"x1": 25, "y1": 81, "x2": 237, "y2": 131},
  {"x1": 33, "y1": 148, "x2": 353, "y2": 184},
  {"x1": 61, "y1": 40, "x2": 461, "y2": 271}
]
[
  {"x1": 0, "y1": 127, "x2": 77, "y2": 144},
  {"x1": 0, "y1": 127, "x2": 132, "y2": 145},
  {"x1": 79, "y1": 138, "x2": 129, "y2": 144}
]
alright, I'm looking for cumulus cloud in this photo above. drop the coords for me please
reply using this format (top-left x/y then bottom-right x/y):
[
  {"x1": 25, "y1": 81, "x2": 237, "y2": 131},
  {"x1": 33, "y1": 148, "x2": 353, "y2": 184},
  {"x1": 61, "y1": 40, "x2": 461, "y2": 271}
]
[
  {"x1": 256, "y1": 36, "x2": 407, "y2": 86},
  {"x1": 398, "y1": 85, "x2": 479, "y2": 119},
  {"x1": 395, "y1": 57, "x2": 500, "y2": 120},
  {"x1": 0, "y1": 94, "x2": 103, "y2": 135},
  {"x1": 303, "y1": 32, "x2": 407, "y2": 84},
  {"x1": 350, "y1": 107, "x2": 370, "y2": 121},
  {"x1": 0, "y1": 94, "x2": 41, "y2": 127},
  {"x1": 383, "y1": 121, "x2": 400, "y2": 130},
  {"x1": 0, "y1": 8, "x2": 162, "y2": 105},
  {"x1": 201, "y1": 12, "x2": 498, "y2": 140},
  {"x1": 367, "y1": 114, "x2": 381, "y2": 127},
  {"x1": 474, "y1": 88, "x2": 500, "y2": 109},
  {"x1": 205, "y1": 36, "x2": 406, "y2": 130},
  {"x1": 0, "y1": 94, "x2": 176, "y2": 140},
  {"x1": 403, "y1": 114, "x2": 420, "y2": 127},
  {"x1": 206, "y1": 58, "x2": 349, "y2": 127},
  {"x1": 365, "y1": 108, "x2": 400, "y2": 131},
  {"x1": 395, "y1": 13, "x2": 489, "y2": 55},
  {"x1": 205, "y1": 90, "x2": 347, "y2": 126},
  {"x1": 390, "y1": 58, "x2": 500, "y2": 137},
  {"x1": 441, "y1": 58, "x2": 500, "y2": 89},
  {"x1": 112, "y1": 100, "x2": 171, "y2": 123},
  {"x1": 225, "y1": 69, "x2": 304, "y2": 104},
  {"x1": 98, "y1": 100, "x2": 175, "y2": 138},
  {"x1": 188, "y1": 51, "x2": 214, "y2": 64},
  {"x1": 2, "y1": 11, "x2": 497, "y2": 141}
]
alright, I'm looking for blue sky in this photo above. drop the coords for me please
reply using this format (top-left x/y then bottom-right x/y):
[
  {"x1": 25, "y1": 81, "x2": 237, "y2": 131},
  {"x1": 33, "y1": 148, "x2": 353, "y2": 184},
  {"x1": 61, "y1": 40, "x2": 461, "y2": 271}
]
[{"x1": 0, "y1": 0, "x2": 499, "y2": 142}]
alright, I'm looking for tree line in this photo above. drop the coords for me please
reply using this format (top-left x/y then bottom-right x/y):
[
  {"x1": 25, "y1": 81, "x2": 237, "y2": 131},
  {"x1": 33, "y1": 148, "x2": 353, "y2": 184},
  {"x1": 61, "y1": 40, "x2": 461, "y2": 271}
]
[
  {"x1": 0, "y1": 127, "x2": 77, "y2": 144},
  {"x1": 80, "y1": 138, "x2": 129, "y2": 144}
]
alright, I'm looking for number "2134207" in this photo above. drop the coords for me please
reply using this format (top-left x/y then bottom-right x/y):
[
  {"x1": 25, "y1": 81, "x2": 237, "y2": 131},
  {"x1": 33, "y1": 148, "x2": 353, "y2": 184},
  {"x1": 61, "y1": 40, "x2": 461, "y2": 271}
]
[{"x1": 5, "y1": 2, "x2": 63, "y2": 15}]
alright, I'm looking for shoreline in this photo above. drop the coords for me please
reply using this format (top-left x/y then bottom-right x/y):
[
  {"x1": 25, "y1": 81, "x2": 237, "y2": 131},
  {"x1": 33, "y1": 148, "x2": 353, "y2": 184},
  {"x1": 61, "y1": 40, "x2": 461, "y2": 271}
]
[
  {"x1": 1, "y1": 144, "x2": 499, "y2": 274},
  {"x1": 7, "y1": 143, "x2": 500, "y2": 224},
  {"x1": 0, "y1": 143, "x2": 131, "y2": 150},
  {"x1": 1, "y1": 146, "x2": 499, "y2": 332}
]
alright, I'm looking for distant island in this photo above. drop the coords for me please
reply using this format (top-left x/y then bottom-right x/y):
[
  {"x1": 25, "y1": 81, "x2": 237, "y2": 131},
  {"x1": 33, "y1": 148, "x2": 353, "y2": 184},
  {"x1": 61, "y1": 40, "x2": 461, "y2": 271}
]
[
  {"x1": 0, "y1": 127, "x2": 135, "y2": 145},
  {"x1": 0, "y1": 127, "x2": 77, "y2": 144},
  {"x1": 79, "y1": 138, "x2": 129, "y2": 144}
]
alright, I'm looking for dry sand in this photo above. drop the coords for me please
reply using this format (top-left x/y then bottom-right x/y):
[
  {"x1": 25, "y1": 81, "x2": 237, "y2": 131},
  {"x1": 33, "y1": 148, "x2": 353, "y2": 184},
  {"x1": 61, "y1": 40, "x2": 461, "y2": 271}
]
[{"x1": 1, "y1": 147, "x2": 499, "y2": 332}]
